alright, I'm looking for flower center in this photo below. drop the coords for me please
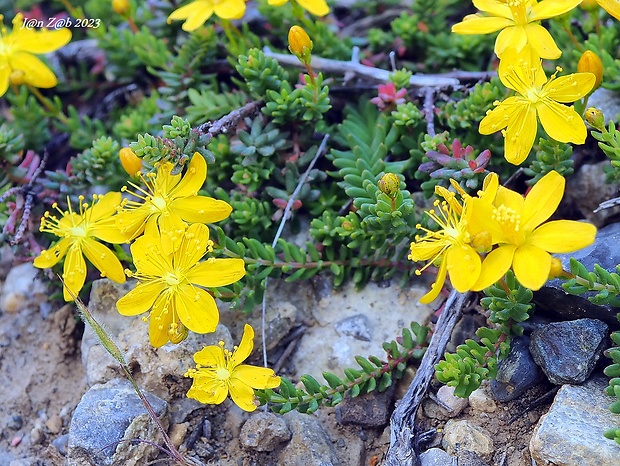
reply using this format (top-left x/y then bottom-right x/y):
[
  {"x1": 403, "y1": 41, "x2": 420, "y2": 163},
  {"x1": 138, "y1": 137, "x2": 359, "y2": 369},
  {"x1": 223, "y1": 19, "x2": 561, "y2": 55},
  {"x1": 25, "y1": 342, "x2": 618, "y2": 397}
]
[
  {"x1": 151, "y1": 195, "x2": 167, "y2": 211},
  {"x1": 69, "y1": 225, "x2": 88, "y2": 238},
  {"x1": 507, "y1": 0, "x2": 528, "y2": 25},
  {"x1": 215, "y1": 367, "x2": 231, "y2": 381},
  {"x1": 164, "y1": 272, "x2": 180, "y2": 286}
]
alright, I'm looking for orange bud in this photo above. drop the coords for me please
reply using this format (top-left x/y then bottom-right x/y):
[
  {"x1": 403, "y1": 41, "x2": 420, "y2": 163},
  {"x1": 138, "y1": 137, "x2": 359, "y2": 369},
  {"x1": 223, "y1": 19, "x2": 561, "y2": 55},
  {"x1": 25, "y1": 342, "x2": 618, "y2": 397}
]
[
  {"x1": 119, "y1": 147, "x2": 142, "y2": 176},
  {"x1": 578, "y1": 50, "x2": 603, "y2": 90},
  {"x1": 288, "y1": 26, "x2": 313, "y2": 65}
]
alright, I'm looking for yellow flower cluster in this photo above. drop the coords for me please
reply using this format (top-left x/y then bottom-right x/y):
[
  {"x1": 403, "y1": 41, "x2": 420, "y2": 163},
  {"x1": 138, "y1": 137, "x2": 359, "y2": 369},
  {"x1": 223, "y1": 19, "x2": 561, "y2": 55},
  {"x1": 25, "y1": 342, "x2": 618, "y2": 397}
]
[
  {"x1": 410, "y1": 170, "x2": 596, "y2": 303},
  {"x1": 452, "y1": 0, "x2": 607, "y2": 165}
]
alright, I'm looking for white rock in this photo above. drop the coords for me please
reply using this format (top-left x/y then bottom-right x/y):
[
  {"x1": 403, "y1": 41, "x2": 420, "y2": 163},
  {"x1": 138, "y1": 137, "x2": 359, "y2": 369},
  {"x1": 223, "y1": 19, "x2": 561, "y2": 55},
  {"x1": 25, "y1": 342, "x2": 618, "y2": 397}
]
[
  {"x1": 468, "y1": 385, "x2": 496, "y2": 413},
  {"x1": 0, "y1": 262, "x2": 47, "y2": 313},
  {"x1": 441, "y1": 419, "x2": 494, "y2": 460}
]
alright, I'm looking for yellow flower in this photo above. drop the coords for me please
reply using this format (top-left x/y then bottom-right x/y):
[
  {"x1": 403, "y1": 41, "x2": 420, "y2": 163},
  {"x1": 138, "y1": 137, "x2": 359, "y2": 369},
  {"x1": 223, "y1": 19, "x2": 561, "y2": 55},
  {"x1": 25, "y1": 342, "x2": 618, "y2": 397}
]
[
  {"x1": 185, "y1": 324, "x2": 281, "y2": 412},
  {"x1": 116, "y1": 223, "x2": 245, "y2": 347},
  {"x1": 167, "y1": 0, "x2": 246, "y2": 31},
  {"x1": 469, "y1": 171, "x2": 597, "y2": 290},
  {"x1": 34, "y1": 193, "x2": 127, "y2": 301},
  {"x1": 0, "y1": 13, "x2": 72, "y2": 97},
  {"x1": 116, "y1": 152, "x2": 232, "y2": 254},
  {"x1": 409, "y1": 186, "x2": 482, "y2": 304},
  {"x1": 479, "y1": 46, "x2": 595, "y2": 165},
  {"x1": 452, "y1": 0, "x2": 581, "y2": 59},
  {"x1": 577, "y1": 50, "x2": 603, "y2": 89},
  {"x1": 268, "y1": 0, "x2": 330, "y2": 17},
  {"x1": 288, "y1": 25, "x2": 313, "y2": 65}
]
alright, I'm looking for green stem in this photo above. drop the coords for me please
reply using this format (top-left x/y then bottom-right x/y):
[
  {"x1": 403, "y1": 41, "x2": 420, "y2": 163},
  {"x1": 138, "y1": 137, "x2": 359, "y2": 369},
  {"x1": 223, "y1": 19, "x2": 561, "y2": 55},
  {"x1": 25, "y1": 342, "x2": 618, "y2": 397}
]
[{"x1": 26, "y1": 85, "x2": 69, "y2": 125}]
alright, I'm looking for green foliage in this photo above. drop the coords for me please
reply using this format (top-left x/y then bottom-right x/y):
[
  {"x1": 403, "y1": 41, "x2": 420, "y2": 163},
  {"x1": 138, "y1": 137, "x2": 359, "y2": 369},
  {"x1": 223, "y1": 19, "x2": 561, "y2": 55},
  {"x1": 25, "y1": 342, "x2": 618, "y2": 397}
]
[
  {"x1": 604, "y1": 313, "x2": 620, "y2": 445},
  {"x1": 589, "y1": 120, "x2": 620, "y2": 183},
  {"x1": 523, "y1": 138, "x2": 574, "y2": 185},
  {"x1": 441, "y1": 78, "x2": 505, "y2": 132},
  {"x1": 257, "y1": 322, "x2": 429, "y2": 414},
  {"x1": 6, "y1": 87, "x2": 51, "y2": 151},
  {"x1": 435, "y1": 327, "x2": 511, "y2": 398},
  {"x1": 71, "y1": 136, "x2": 126, "y2": 189},
  {"x1": 185, "y1": 88, "x2": 248, "y2": 126},
  {"x1": 388, "y1": 69, "x2": 413, "y2": 90},
  {"x1": 391, "y1": 102, "x2": 423, "y2": 128},
  {"x1": 562, "y1": 258, "x2": 620, "y2": 307},
  {"x1": 112, "y1": 92, "x2": 162, "y2": 141},
  {"x1": 236, "y1": 48, "x2": 289, "y2": 98},
  {"x1": 0, "y1": 123, "x2": 25, "y2": 171},
  {"x1": 62, "y1": 106, "x2": 107, "y2": 151},
  {"x1": 480, "y1": 271, "x2": 534, "y2": 336}
]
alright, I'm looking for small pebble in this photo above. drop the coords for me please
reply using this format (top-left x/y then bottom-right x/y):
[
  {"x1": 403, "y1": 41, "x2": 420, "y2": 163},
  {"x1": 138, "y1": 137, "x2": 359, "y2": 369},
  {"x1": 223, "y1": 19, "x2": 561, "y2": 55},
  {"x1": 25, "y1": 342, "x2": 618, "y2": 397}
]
[
  {"x1": 5, "y1": 415, "x2": 23, "y2": 430},
  {"x1": 51, "y1": 434, "x2": 69, "y2": 456},
  {"x1": 30, "y1": 427, "x2": 45, "y2": 445},
  {"x1": 169, "y1": 423, "x2": 189, "y2": 448},
  {"x1": 202, "y1": 419, "x2": 212, "y2": 439},
  {"x1": 45, "y1": 414, "x2": 62, "y2": 434},
  {"x1": 10, "y1": 436, "x2": 22, "y2": 447},
  {"x1": 469, "y1": 388, "x2": 497, "y2": 413}
]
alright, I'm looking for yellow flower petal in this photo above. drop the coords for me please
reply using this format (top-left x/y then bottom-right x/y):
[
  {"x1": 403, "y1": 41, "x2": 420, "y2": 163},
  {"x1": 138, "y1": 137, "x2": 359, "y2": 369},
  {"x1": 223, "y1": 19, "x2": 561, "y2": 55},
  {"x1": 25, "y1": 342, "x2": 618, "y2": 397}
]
[
  {"x1": 214, "y1": 0, "x2": 246, "y2": 19},
  {"x1": 174, "y1": 223, "x2": 212, "y2": 268},
  {"x1": 528, "y1": 220, "x2": 596, "y2": 253},
  {"x1": 452, "y1": 15, "x2": 513, "y2": 35},
  {"x1": 228, "y1": 378, "x2": 258, "y2": 411},
  {"x1": 185, "y1": 258, "x2": 246, "y2": 288},
  {"x1": 544, "y1": 73, "x2": 595, "y2": 103},
  {"x1": 513, "y1": 244, "x2": 551, "y2": 290},
  {"x1": 268, "y1": 0, "x2": 288, "y2": 5},
  {"x1": 171, "y1": 196, "x2": 232, "y2": 224},
  {"x1": 597, "y1": 0, "x2": 620, "y2": 20},
  {"x1": 524, "y1": 23, "x2": 562, "y2": 59},
  {"x1": 296, "y1": 0, "x2": 330, "y2": 16},
  {"x1": 175, "y1": 286, "x2": 219, "y2": 334},
  {"x1": 230, "y1": 324, "x2": 254, "y2": 368},
  {"x1": 116, "y1": 281, "x2": 167, "y2": 316},
  {"x1": 419, "y1": 255, "x2": 448, "y2": 304},
  {"x1": 170, "y1": 152, "x2": 206, "y2": 198},
  {"x1": 521, "y1": 170, "x2": 564, "y2": 231},
  {"x1": 9, "y1": 52, "x2": 57, "y2": 88},
  {"x1": 81, "y1": 238, "x2": 126, "y2": 283},
  {"x1": 130, "y1": 234, "x2": 173, "y2": 278},
  {"x1": 503, "y1": 103, "x2": 537, "y2": 165},
  {"x1": 168, "y1": 1, "x2": 214, "y2": 31},
  {"x1": 158, "y1": 210, "x2": 187, "y2": 255},
  {"x1": 472, "y1": 245, "x2": 515, "y2": 291},
  {"x1": 13, "y1": 27, "x2": 72, "y2": 54},
  {"x1": 62, "y1": 245, "x2": 87, "y2": 301},
  {"x1": 89, "y1": 192, "x2": 122, "y2": 222},
  {"x1": 148, "y1": 294, "x2": 174, "y2": 347},
  {"x1": 495, "y1": 26, "x2": 527, "y2": 58},
  {"x1": 479, "y1": 96, "x2": 521, "y2": 134},
  {"x1": 473, "y1": 0, "x2": 512, "y2": 18},
  {"x1": 530, "y1": 0, "x2": 582, "y2": 21},
  {"x1": 0, "y1": 63, "x2": 10, "y2": 97},
  {"x1": 234, "y1": 365, "x2": 281, "y2": 389},
  {"x1": 446, "y1": 245, "x2": 481, "y2": 292},
  {"x1": 187, "y1": 376, "x2": 228, "y2": 404},
  {"x1": 194, "y1": 345, "x2": 226, "y2": 367},
  {"x1": 33, "y1": 237, "x2": 72, "y2": 268}
]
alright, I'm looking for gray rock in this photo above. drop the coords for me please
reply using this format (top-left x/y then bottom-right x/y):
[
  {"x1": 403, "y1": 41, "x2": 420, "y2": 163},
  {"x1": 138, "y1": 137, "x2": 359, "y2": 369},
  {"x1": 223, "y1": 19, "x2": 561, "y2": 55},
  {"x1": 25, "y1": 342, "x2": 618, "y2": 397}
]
[
  {"x1": 67, "y1": 378, "x2": 168, "y2": 466},
  {"x1": 334, "y1": 314, "x2": 371, "y2": 341},
  {"x1": 419, "y1": 448, "x2": 456, "y2": 466},
  {"x1": 468, "y1": 386, "x2": 496, "y2": 414},
  {"x1": 423, "y1": 385, "x2": 469, "y2": 420},
  {"x1": 490, "y1": 336, "x2": 545, "y2": 402},
  {"x1": 441, "y1": 420, "x2": 494, "y2": 460},
  {"x1": 588, "y1": 87, "x2": 620, "y2": 124},
  {"x1": 4, "y1": 415, "x2": 23, "y2": 430},
  {"x1": 456, "y1": 450, "x2": 491, "y2": 466},
  {"x1": 169, "y1": 396, "x2": 203, "y2": 424},
  {"x1": 530, "y1": 319, "x2": 608, "y2": 385},
  {"x1": 530, "y1": 376, "x2": 620, "y2": 465},
  {"x1": 278, "y1": 411, "x2": 340, "y2": 466},
  {"x1": 335, "y1": 385, "x2": 394, "y2": 427},
  {"x1": 535, "y1": 222, "x2": 620, "y2": 328},
  {"x1": 202, "y1": 418, "x2": 212, "y2": 439},
  {"x1": 52, "y1": 434, "x2": 69, "y2": 455},
  {"x1": 0, "y1": 262, "x2": 47, "y2": 314},
  {"x1": 240, "y1": 412, "x2": 291, "y2": 452}
]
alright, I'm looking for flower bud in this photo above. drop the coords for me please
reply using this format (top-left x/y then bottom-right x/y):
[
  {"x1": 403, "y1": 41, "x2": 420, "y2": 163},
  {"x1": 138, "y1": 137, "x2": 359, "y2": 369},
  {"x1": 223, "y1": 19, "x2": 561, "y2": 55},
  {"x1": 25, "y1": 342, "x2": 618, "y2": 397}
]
[
  {"x1": 585, "y1": 107, "x2": 605, "y2": 130},
  {"x1": 119, "y1": 147, "x2": 142, "y2": 176},
  {"x1": 168, "y1": 322, "x2": 188, "y2": 344},
  {"x1": 9, "y1": 69, "x2": 25, "y2": 86},
  {"x1": 288, "y1": 26, "x2": 313, "y2": 65},
  {"x1": 548, "y1": 257, "x2": 564, "y2": 280},
  {"x1": 378, "y1": 173, "x2": 400, "y2": 198},
  {"x1": 577, "y1": 50, "x2": 603, "y2": 89},
  {"x1": 112, "y1": 0, "x2": 130, "y2": 15}
]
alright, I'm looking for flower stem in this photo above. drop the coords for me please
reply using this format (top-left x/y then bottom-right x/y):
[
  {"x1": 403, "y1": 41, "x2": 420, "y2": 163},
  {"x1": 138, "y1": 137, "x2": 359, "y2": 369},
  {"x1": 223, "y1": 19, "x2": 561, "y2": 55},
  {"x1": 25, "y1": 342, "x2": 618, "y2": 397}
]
[{"x1": 26, "y1": 85, "x2": 69, "y2": 125}]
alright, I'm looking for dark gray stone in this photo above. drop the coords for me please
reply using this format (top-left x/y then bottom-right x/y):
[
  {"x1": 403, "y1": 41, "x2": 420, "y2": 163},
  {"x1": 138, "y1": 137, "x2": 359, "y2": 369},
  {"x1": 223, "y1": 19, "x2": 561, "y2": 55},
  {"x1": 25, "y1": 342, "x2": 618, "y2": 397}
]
[
  {"x1": 530, "y1": 319, "x2": 608, "y2": 385},
  {"x1": 4, "y1": 415, "x2": 23, "y2": 430},
  {"x1": 419, "y1": 447, "x2": 456, "y2": 466},
  {"x1": 278, "y1": 411, "x2": 340, "y2": 466},
  {"x1": 52, "y1": 434, "x2": 69, "y2": 456},
  {"x1": 334, "y1": 314, "x2": 371, "y2": 341},
  {"x1": 67, "y1": 378, "x2": 168, "y2": 466},
  {"x1": 535, "y1": 222, "x2": 620, "y2": 329},
  {"x1": 240, "y1": 412, "x2": 291, "y2": 452},
  {"x1": 490, "y1": 336, "x2": 545, "y2": 402},
  {"x1": 335, "y1": 385, "x2": 395, "y2": 427},
  {"x1": 456, "y1": 450, "x2": 491, "y2": 466}
]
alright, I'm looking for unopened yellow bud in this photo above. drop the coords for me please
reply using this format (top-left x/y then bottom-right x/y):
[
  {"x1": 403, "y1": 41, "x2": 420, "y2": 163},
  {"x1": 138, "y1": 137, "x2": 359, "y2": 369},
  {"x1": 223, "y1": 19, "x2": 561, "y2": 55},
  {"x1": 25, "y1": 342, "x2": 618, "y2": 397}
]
[
  {"x1": 112, "y1": 0, "x2": 130, "y2": 15},
  {"x1": 378, "y1": 173, "x2": 400, "y2": 198},
  {"x1": 168, "y1": 322, "x2": 189, "y2": 344},
  {"x1": 548, "y1": 257, "x2": 565, "y2": 280},
  {"x1": 585, "y1": 107, "x2": 605, "y2": 130},
  {"x1": 578, "y1": 50, "x2": 603, "y2": 89},
  {"x1": 288, "y1": 26, "x2": 313, "y2": 65},
  {"x1": 580, "y1": 0, "x2": 599, "y2": 11},
  {"x1": 119, "y1": 147, "x2": 142, "y2": 176}
]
